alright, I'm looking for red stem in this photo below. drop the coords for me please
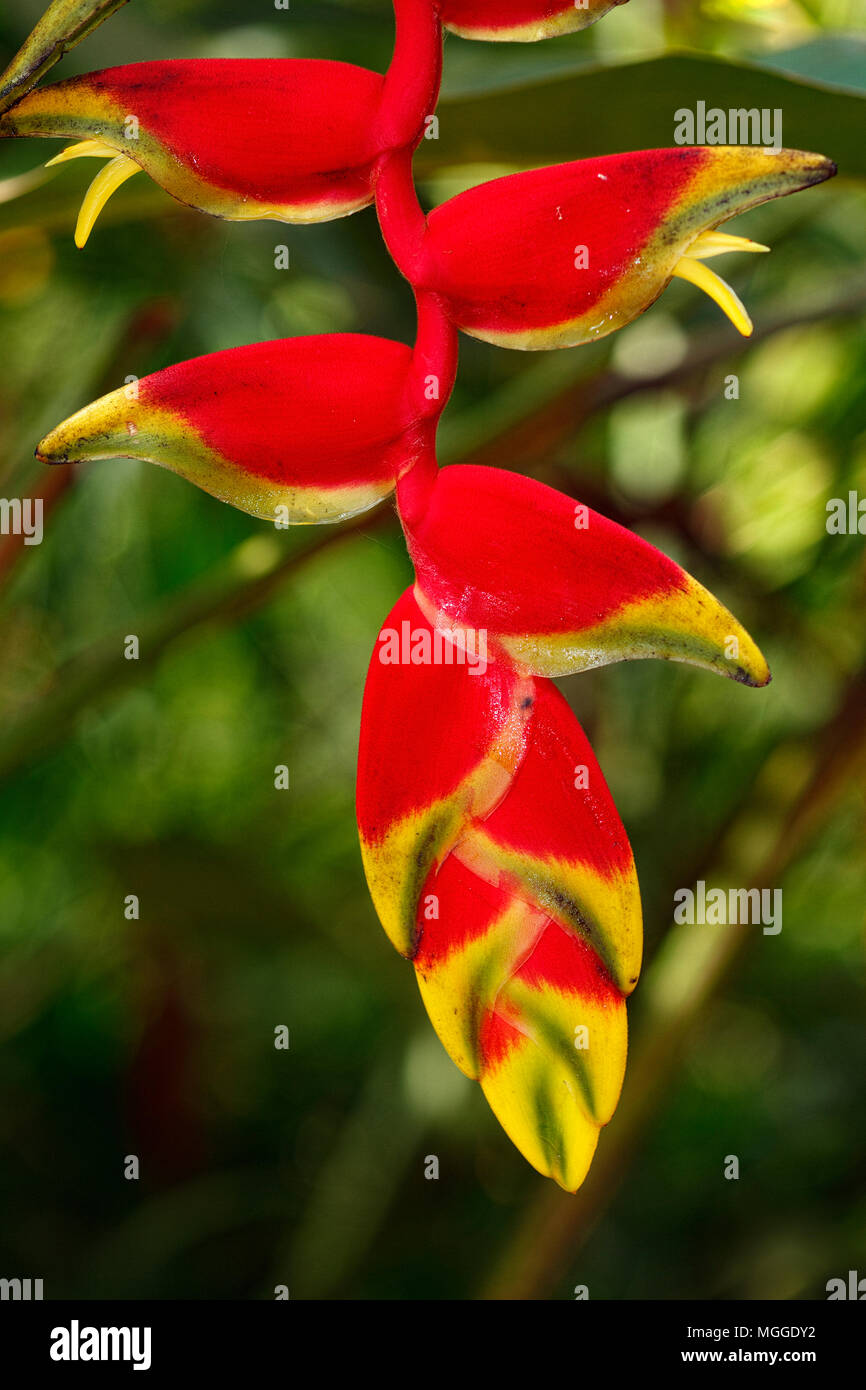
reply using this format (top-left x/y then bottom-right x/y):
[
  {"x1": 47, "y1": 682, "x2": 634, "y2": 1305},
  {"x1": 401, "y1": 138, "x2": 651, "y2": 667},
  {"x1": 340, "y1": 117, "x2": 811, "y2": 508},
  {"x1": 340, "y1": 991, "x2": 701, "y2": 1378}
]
[
  {"x1": 410, "y1": 287, "x2": 458, "y2": 415},
  {"x1": 375, "y1": 145, "x2": 429, "y2": 284},
  {"x1": 379, "y1": 0, "x2": 443, "y2": 151},
  {"x1": 397, "y1": 288, "x2": 459, "y2": 526},
  {"x1": 395, "y1": 447, "x2": 437, "y2": 530},
  {"x1": 376, "y1": 3, "x2": 450, "y2": 535}
]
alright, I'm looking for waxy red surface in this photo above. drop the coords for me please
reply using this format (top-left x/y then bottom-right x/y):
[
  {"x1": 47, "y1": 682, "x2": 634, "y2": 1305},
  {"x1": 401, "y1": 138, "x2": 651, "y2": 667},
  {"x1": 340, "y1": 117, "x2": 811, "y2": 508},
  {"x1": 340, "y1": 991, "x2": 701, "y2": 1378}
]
[
  {"x1": 482, "y1": 678, "x2": 632, "y2": 874},
  {"x1": 424, "y1": 150, "x2": 705, "y2": 332},
  {"x1": 86, "y1": 60, "x2": 387, "y2": 201},
  {"x1": 140, "y1": 336, "x2": 421, "y2": 486},
  {"x1": 513, "y1": 918, "x2": 621, "y2": 1004},
  {"x1": 400, "y1": 463, "x2": 686, "y2": 635},
  {"x1": 439, "y1": 0, "x2": 620, "y2": 29},
  {"x1": 413, "y1": 854, "x2": 511, "y2": 970},
  {"x1": 356, "y1": 588, "x2": 524, "y2": 835}
]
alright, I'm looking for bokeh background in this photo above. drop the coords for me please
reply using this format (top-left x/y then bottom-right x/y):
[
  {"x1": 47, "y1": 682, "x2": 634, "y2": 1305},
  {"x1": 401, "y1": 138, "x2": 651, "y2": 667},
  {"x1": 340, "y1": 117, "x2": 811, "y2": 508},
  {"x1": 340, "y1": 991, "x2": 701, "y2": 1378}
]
[{"x1": 1, "y1": 0, "x2": 865, "y2": 1300}]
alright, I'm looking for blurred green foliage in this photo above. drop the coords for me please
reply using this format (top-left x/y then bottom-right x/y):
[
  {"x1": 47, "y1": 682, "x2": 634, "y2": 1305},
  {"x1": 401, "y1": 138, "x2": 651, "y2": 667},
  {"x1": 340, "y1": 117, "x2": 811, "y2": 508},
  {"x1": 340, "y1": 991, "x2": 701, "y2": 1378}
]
[{"x1": 0, "y1": 0, "x2": 864, "y2": 1300}]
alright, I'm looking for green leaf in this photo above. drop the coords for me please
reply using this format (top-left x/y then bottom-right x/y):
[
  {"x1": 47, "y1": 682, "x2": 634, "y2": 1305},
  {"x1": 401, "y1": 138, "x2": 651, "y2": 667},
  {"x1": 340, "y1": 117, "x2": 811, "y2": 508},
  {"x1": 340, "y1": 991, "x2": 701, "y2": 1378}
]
[
  {"x1": 427, "y1": 47, "x2": 866, "y2": 180},
  {"x1": 753, "y1": 36, "x2": 866, "y2": 96}
]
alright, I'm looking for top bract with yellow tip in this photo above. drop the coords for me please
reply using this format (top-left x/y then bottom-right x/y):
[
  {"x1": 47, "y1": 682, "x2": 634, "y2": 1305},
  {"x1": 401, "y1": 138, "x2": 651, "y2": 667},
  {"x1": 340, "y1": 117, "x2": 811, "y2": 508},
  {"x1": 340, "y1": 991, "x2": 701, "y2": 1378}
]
[
  {"x1": 0, "y1": 0, "x2": 443, "y2": 241},
  {"x1": 389, "y1": 146, "x2": 836, "y2": 347}
]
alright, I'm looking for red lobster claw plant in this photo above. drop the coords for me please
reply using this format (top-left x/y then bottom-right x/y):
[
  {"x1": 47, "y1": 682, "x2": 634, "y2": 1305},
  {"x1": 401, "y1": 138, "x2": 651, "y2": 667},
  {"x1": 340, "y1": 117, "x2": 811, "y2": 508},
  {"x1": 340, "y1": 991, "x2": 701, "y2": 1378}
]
[{"x1": 1, "y1": 0, "x2": 836, "y2": 1192}]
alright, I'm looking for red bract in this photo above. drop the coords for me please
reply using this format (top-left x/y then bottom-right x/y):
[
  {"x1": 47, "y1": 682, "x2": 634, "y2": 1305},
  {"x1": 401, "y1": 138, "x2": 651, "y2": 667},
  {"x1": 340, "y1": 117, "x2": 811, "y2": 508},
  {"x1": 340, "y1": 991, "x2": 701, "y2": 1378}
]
[
  {"x1": 357, "y1": 588, "x2": 640, "y2": 1191},
  {"x1": 37, "y1": 295, "x2": 457, "y2": 524},
  {"x1": 378, "y1": 146, "x2": 835, "y2": 345},
  {"x1": 438, "y1": 0, "x2": 626, "y2": 41},
  {"x1": 357, "y1": 586, "x2": 528, "y2": 955},
  {"x1": 0, "y1": 0, "x2": 441, "y2": 241},
  {"x1": 398, "y1": 463, "x2": 771, "y2": 684}
]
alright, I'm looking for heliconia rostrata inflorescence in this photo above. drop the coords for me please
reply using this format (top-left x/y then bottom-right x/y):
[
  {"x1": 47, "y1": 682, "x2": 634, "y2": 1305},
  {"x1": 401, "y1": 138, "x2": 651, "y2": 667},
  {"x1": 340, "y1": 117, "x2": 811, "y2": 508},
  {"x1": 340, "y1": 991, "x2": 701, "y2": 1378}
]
[{"x1": 0, "y1": 0, "x2": 836, "y2": 1191}]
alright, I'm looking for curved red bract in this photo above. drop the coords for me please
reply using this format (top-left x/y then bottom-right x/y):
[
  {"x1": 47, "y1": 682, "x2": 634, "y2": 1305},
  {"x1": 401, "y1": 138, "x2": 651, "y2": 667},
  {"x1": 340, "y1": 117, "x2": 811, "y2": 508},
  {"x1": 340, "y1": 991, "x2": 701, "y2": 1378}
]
[
  {"x1": 140, "y1": 336, "x2": 418, "y2": 487},
  {"x1": 85, "y1": 60, "x2": 387, "y2": 201},
  {"x1": 357, "y1": 588, "x2": 640, "y2": 1186},
  {"x1": 400, "y1": 462, "x2": 683, "y2": 635},
  {"x1": 438, "y1": 0, "x2": 626, "y2": 37},
  {"x1": 412, "y1": 855, "x2": 510, "y2": 970},
  {"x1": 482, "y1": 679, "x2": 633, "y2": 878},
  {"x1": 356, "y1": 587, "x2": 522, "y2": 836},
  {"x1": 424, "y1": 151, "x2": 702, "y2": 332}
]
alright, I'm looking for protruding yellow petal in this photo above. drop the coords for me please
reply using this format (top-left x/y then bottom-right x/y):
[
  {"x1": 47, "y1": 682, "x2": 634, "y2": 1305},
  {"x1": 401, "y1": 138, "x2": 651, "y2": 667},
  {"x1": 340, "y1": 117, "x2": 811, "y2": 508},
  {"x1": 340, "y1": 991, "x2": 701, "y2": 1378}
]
[
  {"x1": 672, "y1": 256, "x2": 754, "y2": 337},
  {"x1": 74, "y1": 153, "x2": 141, "y2": 247},
  {"x1": 45, "y1": 138, "x2": 119, "y2": 167},
  {"x1": 688, "y1": 230, "x2": 770, "y2": 259}
]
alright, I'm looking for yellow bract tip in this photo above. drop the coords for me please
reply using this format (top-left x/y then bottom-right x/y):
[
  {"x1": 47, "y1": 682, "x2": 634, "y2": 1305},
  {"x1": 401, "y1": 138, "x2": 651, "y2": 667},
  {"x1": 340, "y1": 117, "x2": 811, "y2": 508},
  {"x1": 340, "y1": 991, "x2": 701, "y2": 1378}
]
[
  {"x1": 74, "y1": 154, "x2": 142, "y2": 248},
  {"x1": 45, "y1": 139, "x2": 120, "y2": 168},
  {"x1": 672, "y1": 256, "x2": 754, "y2": 337},
  {"x1": 688, "y1": 230, "x2": 770, "y2": 260}
]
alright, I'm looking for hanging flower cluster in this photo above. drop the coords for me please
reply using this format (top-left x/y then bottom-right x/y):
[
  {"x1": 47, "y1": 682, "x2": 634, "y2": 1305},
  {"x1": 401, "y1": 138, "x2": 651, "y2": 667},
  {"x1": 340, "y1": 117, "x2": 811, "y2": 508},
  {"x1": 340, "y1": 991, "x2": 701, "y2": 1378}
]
[{"x1": 1, "y1": 0, "x2": 835, "y2": 1191}]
